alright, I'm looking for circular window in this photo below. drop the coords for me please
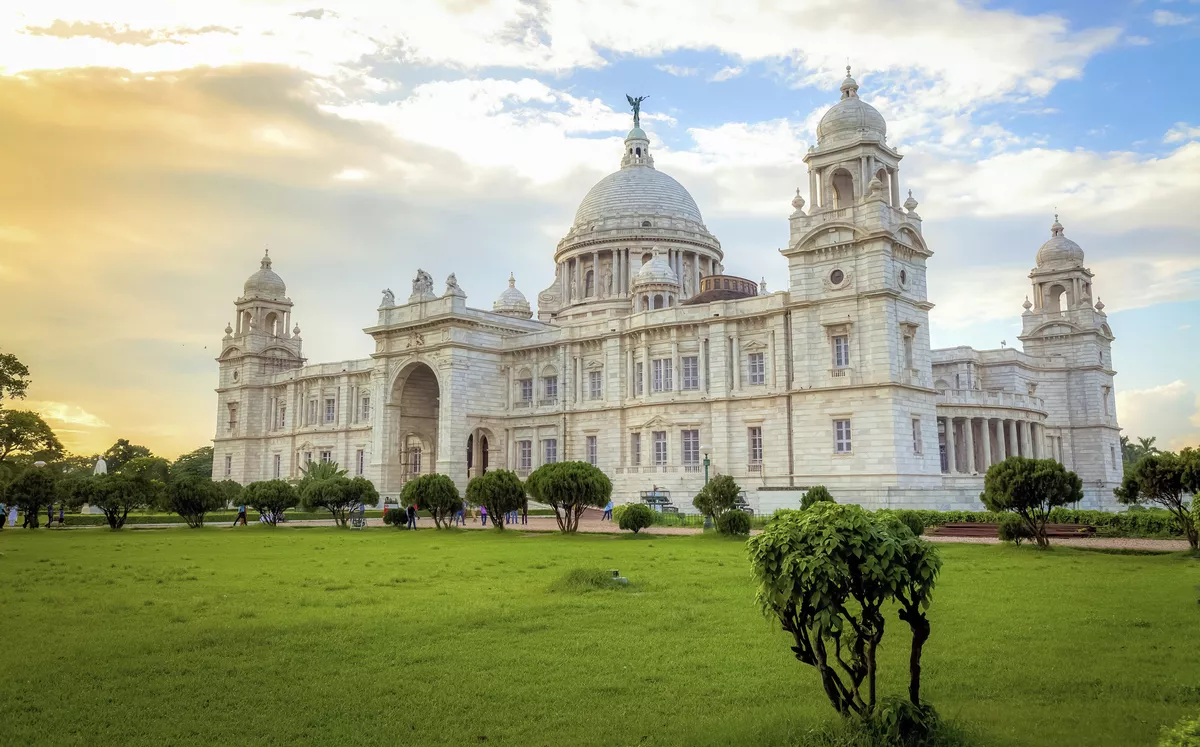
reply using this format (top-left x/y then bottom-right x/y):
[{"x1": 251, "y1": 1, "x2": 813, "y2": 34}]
[
  {"x1": 829, "y1": 269, "x2": 845, "y2": 285},
  {"x1": 232, "y1": 370, "x2": 239, "y2": 382},
  {"x1": 899, "y1": 268, "x2": 908, "y2": 285}
]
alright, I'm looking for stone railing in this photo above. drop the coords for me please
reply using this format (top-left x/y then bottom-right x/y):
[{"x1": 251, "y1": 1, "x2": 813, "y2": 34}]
[{"x1": 937, "y1": 388, "x2": 1045, "y2": 411}]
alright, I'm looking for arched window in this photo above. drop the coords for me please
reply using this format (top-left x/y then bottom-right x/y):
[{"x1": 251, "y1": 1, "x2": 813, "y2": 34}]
[
  {"x1": 641, "y1": 295, "x2": 650, "y2": 311},
  {"x1": 653, "y1": 294, "x2": 664, "y2": 309},
  {"x1": 641, "y1": 220, "x2": 652, "y2": 228},
  {"x1": 635, "y1": 147, "x2": 641, "y2": 156},
  {"x1": 264, "y1": 311, "x2": 280, "y2": 337},
  {"x1": 1047, "y1": 283, "x2": 1068, "y2": 312},
  {"x1": 584, "y1": 270, "x2": 595, "y2": 297},
  {"x1": 831, "y1": 168, "x2": 854, "y2": 208}
]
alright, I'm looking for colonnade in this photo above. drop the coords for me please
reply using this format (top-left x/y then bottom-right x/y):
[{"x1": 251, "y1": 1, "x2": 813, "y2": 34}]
[
  {"x1": 559, "y1": 248, "x2": 717, "y2": 304},
  {"x1": 938, "y1": 415, "x2": 1047, "y2": 475}
]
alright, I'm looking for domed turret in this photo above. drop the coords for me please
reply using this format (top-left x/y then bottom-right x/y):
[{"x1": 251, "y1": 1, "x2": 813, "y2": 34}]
[
  {"x1": 493, "y1": 273, "x2": 533, "y2": 320},
  {"x1": 634, "y1": 251, "x2": 679, "y2": 287},
  {"x1": 1036, "y1": 216, "x2": 1085, "y2": 270},
  {"x1": 816, "y1": 67, "x2": 887, "y2": 147},
  {"x1": 243, "y1": 251, "x2": 287, "y2": 300},
  {"x1": 631, "y1": 250, "x2": 680, "y2": 311}
]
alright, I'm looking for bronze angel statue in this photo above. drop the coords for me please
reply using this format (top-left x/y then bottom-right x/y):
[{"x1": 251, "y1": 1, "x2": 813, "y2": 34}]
[{"x1": 626, "y1": 94, "x2": 648, "y2": 128}]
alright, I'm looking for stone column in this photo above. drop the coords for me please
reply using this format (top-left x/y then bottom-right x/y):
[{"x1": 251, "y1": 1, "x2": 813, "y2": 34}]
[
  {"x1": 592, "y1": 250, "x2": 599, "y2": 297},
  {"x1": 560, "y1": 262, "x2": 567, "y2": 303},
  {"x1": 671, "y1": 328, "x2": 681, "y2": 393},
  {"x1": 641, "y1": 334, "x2": 651, "y2": 397},
  {"x1": 506, "y1": 364, "x2": 513, "y2": 411},
  {"x1": 700, "y1": 332, "x2": 709, "y2": 395},
  {"x1": 945, "y1": 418, "x2": 957, "y2": 473},
  {"x1": 994, "y1": 418, "x2": 1006, "y2": 461},
  {"x1": 693, "y1": 253, "x2": 701, "y2": 296},
  {"x1": 963, "y1": 416, "x2": 976, "y2": 474},
  {"x1": 1021, "y1": 420, "x2": 1032, "y2": 457},
  {"x1": 1006, "y1": 419, "x2": 1017, "y2": 459},
  {"x1": 891, "y1": 167, "x2": 901, "y2": 207},
  {"x1": 1036, "y1": 423, "x2": 1046, "y2": 458},
  {"x1": 731, "y1": 334, "x2": 741, "y2": 391},
  {"x1": 626, "y1": 348, "x2": 633, "y2": 400},
  {"x1": 979, "y1": 417, "x2": 991, "y2": 472},
  {"x1": 769, "y1": 330, "x2": 778, "y2": 388},
  {"x1": 574, "y1": 258, "x2": 581, "y2": 303},
  {"x1": 809, "y1": 169, "x2": 817, "y2": 208}
]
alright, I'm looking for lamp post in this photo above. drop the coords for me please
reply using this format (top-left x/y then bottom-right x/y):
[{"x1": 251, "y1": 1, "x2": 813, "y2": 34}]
[{"x1": 701, "y1": 444, "x2": 711, "y2": 485}]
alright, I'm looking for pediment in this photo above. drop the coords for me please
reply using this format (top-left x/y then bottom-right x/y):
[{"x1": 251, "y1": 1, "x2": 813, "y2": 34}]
[
  {"x1": 637, "y1": 415, "x2": 671, "y2": 430},
  {"x1": 741, "y1": 340, "x2": 767, "y2": 351},
  {"x1": 585, "y1": 359, "x2": 604, "y2": 370}
]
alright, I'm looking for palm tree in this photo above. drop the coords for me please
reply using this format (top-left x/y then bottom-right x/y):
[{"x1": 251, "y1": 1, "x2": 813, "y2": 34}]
[{"x1": 299, "y1": 460, "x2": 347, "y2": 482}]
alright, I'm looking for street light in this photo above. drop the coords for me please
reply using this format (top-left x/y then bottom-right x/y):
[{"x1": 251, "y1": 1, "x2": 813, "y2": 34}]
[{"x1": 701, "y1": 444, "x2": 711, "y2": 485}]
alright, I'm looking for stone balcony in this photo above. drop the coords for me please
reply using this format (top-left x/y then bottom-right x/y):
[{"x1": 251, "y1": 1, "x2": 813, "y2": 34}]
[{"x1": 936, "y1": 388, "x2": 1045, "y2": 413}]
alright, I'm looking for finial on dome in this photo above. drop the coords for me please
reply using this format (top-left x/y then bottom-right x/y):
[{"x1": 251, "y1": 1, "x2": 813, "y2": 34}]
[
  {"x1": 791, "y1": 187, "x2": 806, "y2": 213},
  {"x1": 1051, "y1": 212, "x2": 1064, "y2": 237},
  {"x1": 840, "y1": 65, "x2": 859, "y2": 99},
  {"x1": 224, "y1": 322, "x2": 233, "y2": 336},
  {"x1": 1094, "y1": 297, "x2": 1105, "y2": 312},
  {"x1": 1022, "y1": 296, "x2": 1033, "y2": 311},
  {"x1": 293, "y1": 324, "x2": 301, "y2": 336},
  {"x1": 759, "y1": 277, "x2": 768, "y2": 295},
  {"x1": 508, "y1": 272, "x2": 516, "y2": 287},
  {"x1": 903, "y1": 189, "x2": 919, "y2": 213},
  {"x1": 260, "y1": 249, "x2": 272, "y2": 270}
]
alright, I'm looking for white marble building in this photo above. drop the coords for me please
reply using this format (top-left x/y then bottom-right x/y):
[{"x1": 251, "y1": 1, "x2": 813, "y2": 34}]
[{"x1": 213, "y1": 70, "x2": 1122, "y2": 511}]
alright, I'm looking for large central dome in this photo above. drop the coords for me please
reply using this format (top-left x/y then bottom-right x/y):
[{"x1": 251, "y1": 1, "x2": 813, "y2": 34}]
[{"x1": 573, "y1": 166, "x2": 704, "y2": 229}]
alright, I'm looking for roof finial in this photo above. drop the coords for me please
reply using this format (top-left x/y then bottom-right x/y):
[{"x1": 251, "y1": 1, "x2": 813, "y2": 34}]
[{"x1": 508, "y1": 272, "x2": 516, "y2": 287}]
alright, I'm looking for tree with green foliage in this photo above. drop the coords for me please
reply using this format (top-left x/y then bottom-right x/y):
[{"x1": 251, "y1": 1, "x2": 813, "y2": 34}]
[
  {"x1": 8, "y1": 467, "x2": 56, "y2": 528},
  {"x1": 344, "y1": 475, "x2": 379, "y2": 513},
  {"x1": 747, "y1": 503, "x2": 942, "y2": 720},
  {"x1": 0, "y1": 410, "x2": 63, "y2": 464},
  {"x1": 122, "y1": 456, "x2": 171, "y2": 483},
  {"x1": 618, "y1": 503, "x2": 655, "y2": 533},
  {"x1": 801, "y1": 485, "x2": 835, "y2": 510},
  {"x1": 165, "y1": 475, "x2": 225, "y2": 528},
  {"x1": 716, "y1": 508, "x2": 751, "y2": 536},
  {"x1": 1116, "y1": 451, "x2": 1198, "y2": 550},
  {"x1": 980, "y1": 456, "x2": 1082, "y2": 549},
  {"x1": 0, "y1": 349, "x2": 31, "y2": 404},
  {"x1": 465, "y1": 470, "x2": 525, "y2": 529},
  {"x1": 215, "y1": 479, "x2": 243, "y2": 508},
  {"x1": 85, "y1": 473, "x2": 159, "y2": 529},
  {"x1": 242, "y1": 480, "x2": 299, "y2": 525},
  {"x1": 300, "y1": 478, "x2": 352, "y2": 527},
  {"x1": 170, "y1": 446, "x2": 214, "y2": 481},
  {"x1": 300, "y1": 460, "x2": 347, "y2": 481},
  {"x1": 693, "y1": 474, "x2": 741, "y2": 526},
  {"x1": 101, "y1": 439, "x2": 153, "y2": 474},
  {"x1": 402, "y1": 474, "x2": 460, "y2": 528},
  {"x1": 525, "y1": 461, "x2": 611, "y2": 533}
]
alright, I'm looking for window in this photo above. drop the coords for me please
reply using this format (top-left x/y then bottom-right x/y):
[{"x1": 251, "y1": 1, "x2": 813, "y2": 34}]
[
  {"x1": 319, "y1": 450, "x2": 332, "y2": 464},
  {"x1": 653, "y1": 431, "x2": 667, "y2": 466},
  {"x1": 273, "y1": 454, "x2": 281, "y2": 479},
  {"x1": 276, "y1": 405, "x2": 286, "y2": 429},
  {"x1": 543, "y1": 375, "x2": 558, "y2": 402},
  {"x1": 954, "y1": 373, "x2": 963, "y2": 389},
  {"x1": 903, "y1": 335, "x2": 914, "y2": 369},
  {"x1": 324, "y1": 398, "x2": 335, "y2": 424},
  {"x1": 830, "y1": 269, "x2": 845, "y2": 285},
  {"x1": 408, "y1": 446, "x2": 422, "y2": 474},
  {"x1": 227, "y1": 403, "x2": 238, "y2": 433},
  {"x1": 360, "y1": 395, "x2": 370, "y2": 421},
  {"x1": 543, "y1": 438, "x2": 558, "y2": 464},
  {"x1": 634, "y1": 362, "x2": 644, "y2": 395},
  {"x1": 585, "y1": 270, "x2": 595, "y2": 297},
  {"x1": 912, "y1": 417, "x2": 922, "y2": 455},
  {"x1": 834, "y1": 419, "x2": 852, "y2": 454},
  {"x1": 748, "y1": 427, "x2": 763, "y2": 467},
  {"x1": 630, "y1": 433, "x2": 641, "y2": 466},
  {"x1": 588, "y1": 370, "x2": 602, "y2": 400},
  {"x1": 681, "y1": 429, "x2": 700, "y2": 466},
  {"x1": 586, "y1": 435, "x2": 597, "y2": 465},
  {"x1": 519, "y1": 378, "x2": 533, "y2": 403},
  {"x1": 303, "y1": 451, "x2": 312, "y2": 465},
  {"x1": 652, "y1": 358, "x2": 672, "y2": 392},
  {"x1": 224, "y1": 455, "x2": 232, "y2": 477},
  {"x1": 519, "y1": 440, "x2": 532, "y2": 470},
  {"x1": 748, "y1": 352, "x2": 765, "y2": 385},
  {"x1": 682, "y1": 356, "x2": 699, "y2": 390},
  {"x1": 356, "y1": 449, "x2": 365, "y2": 476},
  {"x1": 307, "y1": 400, "x2": 318, "y2": 424},
  {"x1": 832, "y1": 335, "x2": 850, "y2": 369},
  {"x1": 1102, "y1": 387, "x2": 1110, "y2": 415}
]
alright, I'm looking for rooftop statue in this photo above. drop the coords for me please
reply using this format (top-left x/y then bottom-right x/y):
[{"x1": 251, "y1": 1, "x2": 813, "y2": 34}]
[{"x1": 626, "y1": 94, "x2": 649, "y2": 129}]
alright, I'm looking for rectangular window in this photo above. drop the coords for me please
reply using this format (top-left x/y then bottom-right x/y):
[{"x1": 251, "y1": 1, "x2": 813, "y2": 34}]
[
  {"x1": 832, "y1": 336, "x2": 850, "y2": 369},
  {"x1": 954, "y1": 373, "x2": 963, "y2": 389},
  {"x1": 519, "y1": 378, "x2": 533, "y2": 402},
  {"x1": 277, "y1": 405, "x2": 286, "y2": 429},
  {"x1": 748, "y1": 352, "x2": 765, "y2": 385},
  {"x1": 681, "y1": 429, "x2": 700, "y2": 466},
  {"x1": 634, "y1": 362, "x2": 644, "y2": 395},
  {"x1": 652, "y1": 431, "x2": 667, "y2": 466},
  {"x1": 834, "y1": 419, "x2": 852, "y2": 454},
  {"x1": 273, "y1": 454, "x2": 281, "y2": 479},
  {"x1": 224, "y1": 455, "x2": 232, "y2": 477},
  {"x1": 324, "y1": 398, "x2": 336, "y2": 423},
  {"x1": 356, "y1": 449, "x2": 365, "y2": 476},
  {"x1": 682, "y1": 356, "x2": 699, "y2": 390},
  {"x1": 303, "y1": 451, "x2": 312, "y2": 465},
  {"x1": 1110, "y1": 444, "x2": 1117, "y2": 467},
  {"x1": 360, "y1": 395, "x2": 370, "y2": 422},
  {"x1": 588, "y1": 370, "x2": 602, "y2": 400},
  {"x1": 586, "y1": 435, "x2": 598, "y2": 465},
  {"x1": 903, "y1": 335, "x2": 914, "y2": 369},
  {"x1": 543, "y1": 438, "x2": 558, "y2": 464},
  {"x1": 543, "y1": 375, "x2": 558, "y2": 401},
  {"x1": 409, "y1": 447, "x2": 421, "y2": 474},
  {"x1": 652, "y1": 359, "x2": 672, "y2": 392},
  {"x1": 912, "y1": 417, "x2": 922, "y2": 454},
  {"x1": 748, "y1": 427, "x2": 763, "y2": 466},
  {"x1": 227, "y1": 403, "x2": 238, "y2": 433},
  {"x1": 630, "y1": 433, "x2": 641, "y2": 466},
  {"x1": 307, "y1": 400, "x2": 318, "y2": 424},
  {"x1": 519, "y1": 440, "x2": 532, "y2": 470},
  {"x1": 320, "y1": 450, "x2": 332, "y2": 464},
  {"x1": 1102, "y1": 387, "x2": 1110, "y2": 415}
]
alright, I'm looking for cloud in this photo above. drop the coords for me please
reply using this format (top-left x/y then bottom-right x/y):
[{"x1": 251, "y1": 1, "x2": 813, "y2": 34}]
[
  {"x1": 1116, "y1": 381, "x2": 1200, "y2": 450},
  {"x1": 29, "y1": 401, "x2": 110, "y2": 429},
  {"x1": 655, "y1": 63, "x2": 697, "y2": 77},
  {"x1": 20, "y1": 20, "x2": 235, "y2": 47},
  {"x1": 709, "y1": 65, "x2": 743, "y2": 82},
  {"x1": 1164, "y1": 122, "x2": 1200, "y2": 143},
  {"x1": 1151, "y1": 10, "x2": 1194, "y2": 26}
]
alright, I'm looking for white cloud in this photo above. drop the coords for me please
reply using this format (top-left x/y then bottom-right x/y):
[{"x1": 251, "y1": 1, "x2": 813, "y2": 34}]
[
  {"x1": 708, "y1": 65, "x2": 743, "y2": 82},
  {"x1": 1116, "y1": 381, "x2": 1200, "y2": 449},
  {"x1": 1151, "y1": 10, "x2": 1194, "y2": 26},
  {"x1": 1164, "y1": 122, "x2": 1200, "y2": 143},
  {"x1": 28, "y1": 400, "x2": 110, "y2": 429},
  {"x1": 655, "y1": 63, "x2": 697, "y2": 77}
]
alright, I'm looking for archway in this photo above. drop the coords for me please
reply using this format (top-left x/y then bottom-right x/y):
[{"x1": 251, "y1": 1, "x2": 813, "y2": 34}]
[
  {"x1": 831, "y1": 168, "x2": 854, "y2": 208},
  {"x1": 467, "y1": 427, "x2": 496, "y2": 478},
  {"x1": 389, "y1": 362, "x2": 439, "y2": 490}
]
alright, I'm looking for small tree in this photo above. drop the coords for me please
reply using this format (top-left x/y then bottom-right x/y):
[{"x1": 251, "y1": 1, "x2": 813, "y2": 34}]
[
  {"x1": 0, "y1": 410, "x2": 63, "y2": 465},
  {"x1": 747, "y1": 503, "x2": 942, "y2": 719},
  {"x1": 525, "y1": 461, "x2": 610, "y2": 533},
  {"x1": 170, "y1": 446, "x2": 214, "y2": 481},
  {"x1": 215, "y1": 479, "x2": 243, "y2": 508},
  {"x1": 717, "y1": 508, "x2": 751, "y2": 536},
  {"x1": 980, "y1": 457, "x2": 1082, "y2": 549},
  {"x1": 301, "y1": 478, "x2": 357, "y2": 527},
  {"x1": 465, "y1": 470, "x2": 525, "y2": 529},
  {"x1": 618, "y1": 503, "x2": 655, "y2": 534},
  {"x1": 8, "y1": 467, "x2": 56, "y2": 528},
  {"x1": 165, "y1": 475, "x2": 225, "y2": 528},
  {"x1": 101, "y1": 439, "x2": 153, "y2": 474},
  {"x1": 693, "y1": 474, "x2": 740, "y2": 526},
  {"x1": 1116, "y1": 451, "x2": 1198, "y2": 550},
  {"x1": 344, "y1": 476, "x2": 379, "y2": 512},
  {"x1": 801, "y1": 485, "x2": 835, "y2": 509},
  {"x1": 0, "y1": 348, "x2": 31, "y2": 403},
  {"x1": 401, "y1": 474, "x2": 460, "y2": 528},
  {"x1": 87, "y1": 473, "x2": 158, "y2": 529},
  {"x1": 242, "y1": 480, "x2": 299, "y2": 525},
  {"x1": 121, "y1": 456, "x2": 171, "y2": 483}
]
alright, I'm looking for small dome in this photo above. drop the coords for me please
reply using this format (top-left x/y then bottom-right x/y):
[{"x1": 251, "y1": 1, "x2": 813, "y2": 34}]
[
  {"x1": 1036, "y1": 216, "x2": 1085, "y2": 269},
  {"x1": 633, "y1": 251, "x2": 679, "y2": 287},
  {"x1": 244, "y1": 251, "x2": 287, "y2": 300},
  {"x1": 626, "y1": 126, "x2": 648, "y2": 141},
  {"x1": 816, "y1": 67, "x2": 887, "y2": 147},
  {"x1": 493, "y1": 273, "x2": 532, "y2": 319}
]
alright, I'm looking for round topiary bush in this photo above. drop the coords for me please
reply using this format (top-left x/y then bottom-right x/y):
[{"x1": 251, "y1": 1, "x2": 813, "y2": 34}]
[
  {"x1": 801, "y1": 485, "x2": 834, "y2": 510},
  {"x1": 717, "y1": 509, "x2": 751, "y2": 536},
  {"x1": 997, "y1": 513, "x2": 1033, "y2": 545},
  {"x1": 618, "y1": 503, "x2": 655, "y2": 534}
]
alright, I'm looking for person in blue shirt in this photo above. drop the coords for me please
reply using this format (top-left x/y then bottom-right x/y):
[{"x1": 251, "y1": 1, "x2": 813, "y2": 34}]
[{"x1": 602, "y1": 500, "x2": 613, "y2": 521}]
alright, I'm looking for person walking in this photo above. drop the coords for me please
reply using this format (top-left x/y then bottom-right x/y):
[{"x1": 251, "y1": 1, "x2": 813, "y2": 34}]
[
  {"x1": 602, "y1": 500, "x2": 613, "y2": 521},
  {"x1": 521, "y1": 501, "x2": 528, "y2": 525},
  {"x1": 454, "y1": 505, "x2": 465, "y2": 527},
  {"x1": 406, "y1": 503, "x2": 417, "y2": 530},
  {"x1": 232, "y1": 504, "x2": 247, "y2": 527},
  {"x1": 479, "y1": 505, "x2": 488, "y2": 526},
  {"x1": 8, "y1": 502, "x2": 18, "y2": 529}
]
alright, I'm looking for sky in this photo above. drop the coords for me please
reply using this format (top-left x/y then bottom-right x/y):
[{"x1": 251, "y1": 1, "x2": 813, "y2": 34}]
[{"x1": 0, "y1": 0, "x2": 1198, "y2": 460}]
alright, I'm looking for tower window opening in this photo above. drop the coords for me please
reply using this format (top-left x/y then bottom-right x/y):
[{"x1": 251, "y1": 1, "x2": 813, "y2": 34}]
[
  {"x1": 831, "y1": 168, "x2": 854, "y2": 208},
  {"x1": 635, "y1": 147, "x2": 641, "y2": 156},
  {"x1": 585, "y1": 270, "x2": 595, "y2": 297},
  {"x1": 641, "y1": 220, "x2": 651, "y2": 227},
  {"x1": 1047, "y1": 283, "x2": 1067, "y2": 312}
]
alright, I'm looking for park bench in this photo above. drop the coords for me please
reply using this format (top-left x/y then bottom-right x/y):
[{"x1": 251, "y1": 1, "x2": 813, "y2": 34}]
[{"x1": 640, "y1": 488, "x2": 675, "y2": 513}]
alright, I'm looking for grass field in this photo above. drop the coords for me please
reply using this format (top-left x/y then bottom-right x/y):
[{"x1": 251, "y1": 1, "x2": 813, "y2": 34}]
[{"x1": 1, "y1": 527, "x2": 1197, "y2": 746}]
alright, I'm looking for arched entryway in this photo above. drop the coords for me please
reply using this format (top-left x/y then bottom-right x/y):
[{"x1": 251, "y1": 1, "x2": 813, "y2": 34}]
[
  {"x1": 467, "y1": 427, "x2": 495, "y2": 479},
  {"x1": 389, "y1": 362, "x2": 439, "y2": 490}
]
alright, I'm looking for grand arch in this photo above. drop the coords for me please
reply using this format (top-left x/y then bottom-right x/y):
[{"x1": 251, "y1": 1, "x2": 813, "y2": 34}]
[{"x1": 384, "y1": 361, "x2": 439, "y2": 494}]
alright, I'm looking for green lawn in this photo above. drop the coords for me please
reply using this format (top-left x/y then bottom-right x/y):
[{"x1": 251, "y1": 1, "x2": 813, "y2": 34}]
[{"x1": 0, "y1": 527, "x2": 1196, "y2": 746}]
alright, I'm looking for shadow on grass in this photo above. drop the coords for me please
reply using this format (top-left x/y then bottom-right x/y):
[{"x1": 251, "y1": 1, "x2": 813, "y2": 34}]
[{"x1": 547, "y1": 567, "x2": 639, "y2": 594}]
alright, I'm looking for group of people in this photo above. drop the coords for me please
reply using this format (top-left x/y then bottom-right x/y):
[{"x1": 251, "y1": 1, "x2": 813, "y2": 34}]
[{"x1": 0, "y1": 503, "x2": 63, "y2": 529}]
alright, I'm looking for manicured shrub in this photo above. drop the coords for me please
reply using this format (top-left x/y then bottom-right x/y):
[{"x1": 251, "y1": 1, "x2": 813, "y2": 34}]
[
  {"x1": 716, "y1": 508, "x2": 751, "y2": 536},
  {"x1": 801, "y1": 485, "x2": 834, "y2": 510},
  {"x1": 981, "y1": 457, "x2": 1083, "y2": 548},
  {"x1": 525, "y1": 462, "x2": 611, "y2": 533},
  {"x1": 242, "y1": 480, "x2": 298, "y2": 526},
  {"x1": 618, "y1": 503, "x2": 655, "y2": 533},
  {"x1": 382, "y1": 507, "x2": 407, "y2": 528},
  {"x1": 611, "y1": 503, "x2": 630, "y2": 526},
  {"x1": 1159, "y1": 710, "x2": 1200, "y2": 747},
  {"x1": 165, "y1": 475, "x2": 225, "y2": 528},
  {"x1": 748, "y1": 503, "x2": 942, "y2": 717},
  {"x1": 1116, "y1": 450, "x2": 1199, "y2": 550},
  {"x1": 84, "y1": 473, "x2": 160, "y2": 529},
  {"x1": 7, "y1": 468, "x2": 56, "y2": 528},
  {"x1": 693, "y1": 474, "x2": 741, "y2": 525},
  {"x1": 401, "y1": 474, "x2": 461, "y2": 529},
  {"x1": 465, "y1": 470, "x2": 525, "y2": 529},
  {"x1": 877, "y1": 509, "x2": 925, "y2": 537},
  {"x1": 997, "y1": 514, "x2": 1033, "y2": 545},
  {"x1": 870, "y1": 695, "x2": 944, "y2": 747}
]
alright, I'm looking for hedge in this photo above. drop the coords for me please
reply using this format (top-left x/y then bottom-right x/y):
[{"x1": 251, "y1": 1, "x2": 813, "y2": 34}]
[{"x1": 893, "y1": 508, "x2": 1184, "y2": 537}]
